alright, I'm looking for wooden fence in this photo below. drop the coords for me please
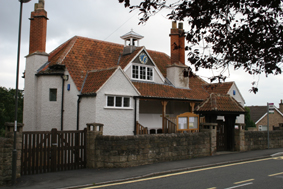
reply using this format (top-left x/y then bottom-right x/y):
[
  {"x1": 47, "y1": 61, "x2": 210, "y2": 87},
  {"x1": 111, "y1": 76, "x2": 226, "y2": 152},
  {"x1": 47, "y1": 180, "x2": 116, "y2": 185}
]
[{"x1": 21, "y1": 128, "x2": 87, "y2": 175}]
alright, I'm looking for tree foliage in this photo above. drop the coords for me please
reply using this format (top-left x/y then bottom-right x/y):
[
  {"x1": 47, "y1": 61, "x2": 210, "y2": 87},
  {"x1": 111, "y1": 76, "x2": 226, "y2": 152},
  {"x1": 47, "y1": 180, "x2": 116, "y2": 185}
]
[
  {"x1": 244, "y1": 106, "x2": 256, "y2": 129},
  {"x1": 119, "y1": 0, "x2": 283, "y2": 93},
  {"x1": 0, "y1": 87, "x2": 23, "y2": 136}
]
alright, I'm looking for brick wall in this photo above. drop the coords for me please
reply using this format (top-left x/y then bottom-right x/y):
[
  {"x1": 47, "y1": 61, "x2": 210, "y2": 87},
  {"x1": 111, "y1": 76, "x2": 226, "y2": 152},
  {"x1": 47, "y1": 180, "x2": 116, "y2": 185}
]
[
  {"x1": 87, "y1": 132, "x2": 211, "y2": 169},
  {"x1": 256, "y1": 110, "x2": 283, "y2": 130}
]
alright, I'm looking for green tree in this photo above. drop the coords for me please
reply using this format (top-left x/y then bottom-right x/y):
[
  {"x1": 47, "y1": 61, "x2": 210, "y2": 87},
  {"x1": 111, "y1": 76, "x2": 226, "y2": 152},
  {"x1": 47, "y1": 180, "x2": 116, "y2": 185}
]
[
  {"x1": 244, "y1": 106, "x2": 256, "y2": 130},
  {"x1": 119, "y1": 0, "x2": 283, "y2": 93},
  {"x1": 0, "y1": 87, "x2": 23, "y2": 136}
]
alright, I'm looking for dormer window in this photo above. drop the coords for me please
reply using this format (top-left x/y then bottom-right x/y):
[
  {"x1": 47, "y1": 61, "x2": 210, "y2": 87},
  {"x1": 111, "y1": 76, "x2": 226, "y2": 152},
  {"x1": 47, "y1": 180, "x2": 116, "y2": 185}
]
[{"x1": 132, "y1": 65, "x2": 153, "y2": 81}]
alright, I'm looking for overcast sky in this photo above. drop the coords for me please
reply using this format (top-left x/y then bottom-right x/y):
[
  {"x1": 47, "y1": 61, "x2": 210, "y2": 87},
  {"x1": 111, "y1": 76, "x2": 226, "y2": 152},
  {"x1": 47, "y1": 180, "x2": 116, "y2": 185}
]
[{"x1": 1, "y1": 0, "x2": 283, "y2": 106}]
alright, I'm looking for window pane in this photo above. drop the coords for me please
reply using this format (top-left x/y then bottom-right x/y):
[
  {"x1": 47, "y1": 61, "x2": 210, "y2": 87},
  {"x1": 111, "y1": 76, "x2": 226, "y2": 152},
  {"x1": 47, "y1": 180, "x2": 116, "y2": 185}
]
[
  {"x1": 116, "y1": 97, "x2": 122, "y2": 107},
  {"x1": 147, "y1": 67, "x2": 153, "y2": 80},
  {"x1": 49, "y1": 89, "x2": 57, "y2": 101},
  {"x1": 107, "y1": 96, "x2": 114, "y2": 106},
  {"x1": 132, "y1": 65, "x2": 139, "y2": 79},
  {"x1": 140, "y1": 66, "x2": 146, "y2": 80},
  {"x1": 124, "y1": 97, "x2": 130, "y2": 107}
]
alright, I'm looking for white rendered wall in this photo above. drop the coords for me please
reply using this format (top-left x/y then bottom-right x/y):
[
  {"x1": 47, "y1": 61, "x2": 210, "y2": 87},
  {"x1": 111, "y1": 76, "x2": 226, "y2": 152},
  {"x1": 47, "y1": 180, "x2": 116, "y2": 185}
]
[
  {"x1": 23, "y1": 53, "x2": 48, "y2": 131},
  {"x1": 36, "y1": 75, "x2": 62, "y2": 131},
  {"x1": 80, "y1": 69, "x2": 139, "y2": 135},
  {"x1": 227, "y1": 83, "x2": 245, "y2": 124},
  {"x1": 139, "y1": 101, "x2": 191, "y2": 129},
  {"x1": 79, "y1": 97, "x2": 96, "y2": 130},
  {"x1": 167, "y1": 65, "x2": 189, "y2": 88},
  {"x1": 62, "y1": 71, "x2": 80, "y2": 130}
]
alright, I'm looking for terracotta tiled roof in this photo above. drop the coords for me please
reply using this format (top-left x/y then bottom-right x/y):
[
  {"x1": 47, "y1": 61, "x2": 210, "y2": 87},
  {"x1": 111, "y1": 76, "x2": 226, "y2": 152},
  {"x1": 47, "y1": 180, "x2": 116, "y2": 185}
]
[
  {"x1": 46, "y1": 36, "x2": 125, "y2": 91},
  {"x1": 44, "y1": 36, "x2": 172, "y2": 92},
  {"x1": 203, "y1": 82, "x2": 234, "y2": 94},
  {"x1": 81, "y1": 67, "x2": 118, "y2": 94},
  {"x1": 133, "y1": 75, "x2": 209, "y2": 100},
  {"x1": 43, "y1": 35, "x2": 211, "y2": 101},
  {"x1": 196, "y1": 93, "x2": 245, "y2": 113},
  {"x1": 118, "y1": 47, "x2": 142, "y2": 68},
  {"x1": 147, "y1": 50, "x2": 171, "y2": 78}
]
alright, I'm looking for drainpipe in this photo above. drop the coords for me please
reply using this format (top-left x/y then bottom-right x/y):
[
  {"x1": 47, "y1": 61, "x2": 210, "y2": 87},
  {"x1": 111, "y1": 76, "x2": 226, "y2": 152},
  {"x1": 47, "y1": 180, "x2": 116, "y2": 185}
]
[
  {"x1": 60, "y1": 76, "x2": 65, "y2": 131},
  {"x1": 77, "y1": 95, "x2": 81, "y2": 130},
  {"x1": 134, "y1": 97, "x2": 137, "y2": 135}
]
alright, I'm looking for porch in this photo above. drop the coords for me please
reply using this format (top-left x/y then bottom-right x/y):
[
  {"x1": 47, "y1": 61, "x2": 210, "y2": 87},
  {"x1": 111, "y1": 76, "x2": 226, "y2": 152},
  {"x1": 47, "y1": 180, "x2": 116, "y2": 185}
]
[{"x1": 135, "y1": 98, "x2": 202, "y2": 135}]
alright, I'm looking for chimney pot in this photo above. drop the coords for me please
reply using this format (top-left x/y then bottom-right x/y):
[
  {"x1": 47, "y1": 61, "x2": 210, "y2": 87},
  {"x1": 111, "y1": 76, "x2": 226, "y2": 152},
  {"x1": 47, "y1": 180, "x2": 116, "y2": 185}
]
[
  {"x1": 172, "y1": 21, "x2": 177, "y2": 29},
  {"x1": 178, "y1": 22, "x2": 183, "y2": 29}
]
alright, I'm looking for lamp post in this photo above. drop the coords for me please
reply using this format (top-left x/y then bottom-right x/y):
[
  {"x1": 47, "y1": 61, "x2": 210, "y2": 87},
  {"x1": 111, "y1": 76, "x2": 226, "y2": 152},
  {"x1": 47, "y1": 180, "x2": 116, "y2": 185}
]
[{"x1": 12, "y1": 0, "x2": 31, "y2": 185}]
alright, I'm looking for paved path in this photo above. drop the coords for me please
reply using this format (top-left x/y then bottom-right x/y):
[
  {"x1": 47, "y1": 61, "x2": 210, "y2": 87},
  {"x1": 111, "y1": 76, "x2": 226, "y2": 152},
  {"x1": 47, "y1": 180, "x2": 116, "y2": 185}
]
[{"x1": 3, "y1": 148, "x2": 283, "y2": 189}]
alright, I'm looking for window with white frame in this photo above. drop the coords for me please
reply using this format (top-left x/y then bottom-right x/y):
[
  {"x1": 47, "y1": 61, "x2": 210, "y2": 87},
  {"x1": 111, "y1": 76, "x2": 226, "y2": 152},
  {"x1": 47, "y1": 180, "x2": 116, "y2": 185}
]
[
  {"x1": 132, "y1": 65, "x2": 153, "y2": 81},
  {"x1": 106, "y1": 96, "x2": 131, "y2": 108}
]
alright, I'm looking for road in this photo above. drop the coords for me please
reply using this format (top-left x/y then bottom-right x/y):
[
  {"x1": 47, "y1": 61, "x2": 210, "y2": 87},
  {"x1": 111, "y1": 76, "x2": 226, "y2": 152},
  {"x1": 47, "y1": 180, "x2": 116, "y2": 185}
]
[{"x1": 83, "y1": 156, "x2": 283, "y2": 189}]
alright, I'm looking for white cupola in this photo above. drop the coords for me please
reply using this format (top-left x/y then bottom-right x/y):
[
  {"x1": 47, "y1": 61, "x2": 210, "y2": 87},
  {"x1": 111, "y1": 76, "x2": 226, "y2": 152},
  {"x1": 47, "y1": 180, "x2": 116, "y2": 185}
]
[{"x1": 120, "y1": 29, "x2": 144, "y2": 54}]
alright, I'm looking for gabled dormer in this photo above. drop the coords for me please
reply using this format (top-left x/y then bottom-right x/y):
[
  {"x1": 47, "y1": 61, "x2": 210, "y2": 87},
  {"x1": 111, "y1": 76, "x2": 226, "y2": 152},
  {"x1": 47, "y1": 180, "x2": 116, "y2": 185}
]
[{"x1": 123, "y1": 47, "x2": 166, "y2": 84}]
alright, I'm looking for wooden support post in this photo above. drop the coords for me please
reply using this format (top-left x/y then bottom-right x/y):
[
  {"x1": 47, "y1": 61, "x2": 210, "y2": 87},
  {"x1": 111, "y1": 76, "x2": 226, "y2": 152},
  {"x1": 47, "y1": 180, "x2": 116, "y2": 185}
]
[
  {"x1": 161, "y1": 101, "x2": 168, "y2": 133},
  {"x1": 51, "y1": 128, "x2": 57, "y2": 172},
  {"x1": 190, "y1": 102, "x2": 195, "y2": 113}
]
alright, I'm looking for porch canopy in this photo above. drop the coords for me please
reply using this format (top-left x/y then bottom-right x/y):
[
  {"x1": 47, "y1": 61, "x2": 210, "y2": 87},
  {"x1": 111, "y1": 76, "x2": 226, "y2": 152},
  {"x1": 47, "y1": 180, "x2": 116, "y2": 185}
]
[
  {"x1": 133, "y1": 79, "x2": 209, "y2": 133},
  {"x1": 195, "y1": 93, "x2": 245, "y2": 150}
]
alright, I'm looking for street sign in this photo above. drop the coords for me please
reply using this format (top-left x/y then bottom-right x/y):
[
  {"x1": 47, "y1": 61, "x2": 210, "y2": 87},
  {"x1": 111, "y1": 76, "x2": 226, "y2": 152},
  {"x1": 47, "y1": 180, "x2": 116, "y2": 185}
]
[
  {"x1": 268, "y1": 103, "x2": 275, "y2": 109},
  {"x1": 268, "y1": 103, "x2": 275, "y2": 114}
]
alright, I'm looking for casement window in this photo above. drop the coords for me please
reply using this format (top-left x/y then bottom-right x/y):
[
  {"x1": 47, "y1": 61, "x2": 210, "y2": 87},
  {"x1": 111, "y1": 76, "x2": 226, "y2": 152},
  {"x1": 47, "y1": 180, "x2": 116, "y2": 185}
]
[
  {"x1": 132, "y1": 65, "x2": 153, "y2": 81},
  {"x1": 49, "y1": 88, "x2": 57, "y2": 101},
  {"x1": 106, "y1": 96, "x2": 130, "y2": 108}
]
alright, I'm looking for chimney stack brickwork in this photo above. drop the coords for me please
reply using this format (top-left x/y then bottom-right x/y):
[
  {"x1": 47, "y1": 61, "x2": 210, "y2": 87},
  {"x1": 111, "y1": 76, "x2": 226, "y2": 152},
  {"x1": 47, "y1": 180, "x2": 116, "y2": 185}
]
[
  {"x1": 279, "y1": 100, "x2": 283, "y2": 113},
  {"x1": 167, "y1": 21, "x2": 189, "y2": 89},
  {"x1": 170, "y1": 21, "x2": 185, "y2": 65},
  {"x1": 29, "y1": 0, "x2": 48, "y2": 54}
]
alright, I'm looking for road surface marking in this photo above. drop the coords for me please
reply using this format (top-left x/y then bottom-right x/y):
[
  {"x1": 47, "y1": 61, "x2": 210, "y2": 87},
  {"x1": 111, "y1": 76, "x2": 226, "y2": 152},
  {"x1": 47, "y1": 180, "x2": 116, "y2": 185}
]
[
  {"x1": 225, "y1": 182, "x2": 253, "y2": 189},
  {"x1": 84, "y1": 157, "x2": 273, "y2": 189},
  {"x1": 269, "y1": 172, "x2": 283, "y2": 177},
  {"x1": 207, "y1": 187, "x2": 216, "y2": 189},
  {"x1": 234, "y1": 179, "x2": 254, "y2": 184},
  {"x1": 272, "y1": 156, "x2": 283, "y2": 160}
]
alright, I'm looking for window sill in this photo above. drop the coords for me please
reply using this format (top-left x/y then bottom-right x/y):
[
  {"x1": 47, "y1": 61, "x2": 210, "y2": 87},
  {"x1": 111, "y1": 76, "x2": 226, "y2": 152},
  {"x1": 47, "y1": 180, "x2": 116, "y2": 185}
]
[{"x1": 104, "y1": 107, "x2": 133, "y2": 110}]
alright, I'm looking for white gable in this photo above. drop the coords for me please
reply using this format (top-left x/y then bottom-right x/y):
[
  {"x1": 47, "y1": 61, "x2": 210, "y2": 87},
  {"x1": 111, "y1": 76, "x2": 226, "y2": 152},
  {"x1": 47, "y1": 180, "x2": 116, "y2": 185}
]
[{"x1": 123, "y1": 47, "x2": 165, "y2": 84}]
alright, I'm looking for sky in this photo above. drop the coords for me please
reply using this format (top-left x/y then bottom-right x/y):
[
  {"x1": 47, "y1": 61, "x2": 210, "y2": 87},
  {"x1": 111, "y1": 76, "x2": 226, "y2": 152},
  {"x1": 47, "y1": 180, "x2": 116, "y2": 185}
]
[{"x1": 1, "y1": 0, "x2": 283, "y2": 107}]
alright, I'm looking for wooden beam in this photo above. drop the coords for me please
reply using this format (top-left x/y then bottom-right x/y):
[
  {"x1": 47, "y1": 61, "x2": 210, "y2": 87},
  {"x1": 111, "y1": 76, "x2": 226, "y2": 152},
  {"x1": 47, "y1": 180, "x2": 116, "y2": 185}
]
[
  {"x1": 190, "y1": 102, "x2": 195, "y2": 112},
  {"x1": 161, "y1": 101, "x2": 168, "y2": 133}
]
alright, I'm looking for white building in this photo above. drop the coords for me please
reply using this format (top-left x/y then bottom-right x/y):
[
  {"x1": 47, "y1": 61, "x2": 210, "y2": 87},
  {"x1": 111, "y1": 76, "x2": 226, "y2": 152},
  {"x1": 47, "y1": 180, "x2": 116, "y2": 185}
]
[{"x1": 23, "y1": 0, "x2": 245, "y2": 136}]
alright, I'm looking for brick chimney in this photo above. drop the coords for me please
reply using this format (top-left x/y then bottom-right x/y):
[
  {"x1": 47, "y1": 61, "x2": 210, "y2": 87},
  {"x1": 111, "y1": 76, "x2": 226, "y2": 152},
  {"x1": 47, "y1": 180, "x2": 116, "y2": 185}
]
[
  {"x1": 170, "y1": 21, "x2": 185, "y2": 65},
  {"x1": 279, "y1": 100, "x2": 283, "y2": 113},
  {"x1": 29, "y1": 0, "x2": 48, "y2": 54},
  {"x1": 167, "y1": 21, "x2": 189, "y2": 89}
]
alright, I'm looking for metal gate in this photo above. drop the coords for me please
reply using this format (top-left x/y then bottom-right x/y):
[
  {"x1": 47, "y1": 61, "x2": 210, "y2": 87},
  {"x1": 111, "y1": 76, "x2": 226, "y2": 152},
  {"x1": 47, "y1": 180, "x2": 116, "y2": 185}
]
[{"x1": 21, "y1": 128, "x2": 87, "y2": 175}]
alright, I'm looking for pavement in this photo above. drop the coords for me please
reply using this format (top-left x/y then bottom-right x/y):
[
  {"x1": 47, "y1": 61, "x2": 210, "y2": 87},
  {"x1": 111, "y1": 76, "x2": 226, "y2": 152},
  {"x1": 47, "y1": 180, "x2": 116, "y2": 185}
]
[{"x1": 2, "y1": 148, "x2": 283, "y2": 189}]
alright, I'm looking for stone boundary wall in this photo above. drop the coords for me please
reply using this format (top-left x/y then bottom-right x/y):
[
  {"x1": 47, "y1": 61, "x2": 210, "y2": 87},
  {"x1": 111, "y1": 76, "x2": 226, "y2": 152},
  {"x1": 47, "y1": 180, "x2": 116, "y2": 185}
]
[
  {"x1": 243, "y1": 130, "x2": 283, "y2": 151},
  {"x1": 0, "y1": 123, "x2": 23, "y2": 186},
  {"x1": 0, "y1": 137, "x2": 13, "y2": 186},
  {"x1": 87, "y1": 132, "x2": 211, "y2": 169}
]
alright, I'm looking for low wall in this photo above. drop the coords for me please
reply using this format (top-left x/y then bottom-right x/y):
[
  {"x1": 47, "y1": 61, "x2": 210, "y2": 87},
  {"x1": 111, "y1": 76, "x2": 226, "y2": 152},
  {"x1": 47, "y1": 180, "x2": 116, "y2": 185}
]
[
  {"x1": 87, "y1": 132, "x2": 211, "y2": 168},
  {"x1": 0, "y1": 123, "x2": 23, "y2": 186},
  {"x1": 0, "y1": 137, "x2": 13, "y2": 186},
  {"x1": 243, "y1": 130, "x2": 283, "y2": 151}
]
